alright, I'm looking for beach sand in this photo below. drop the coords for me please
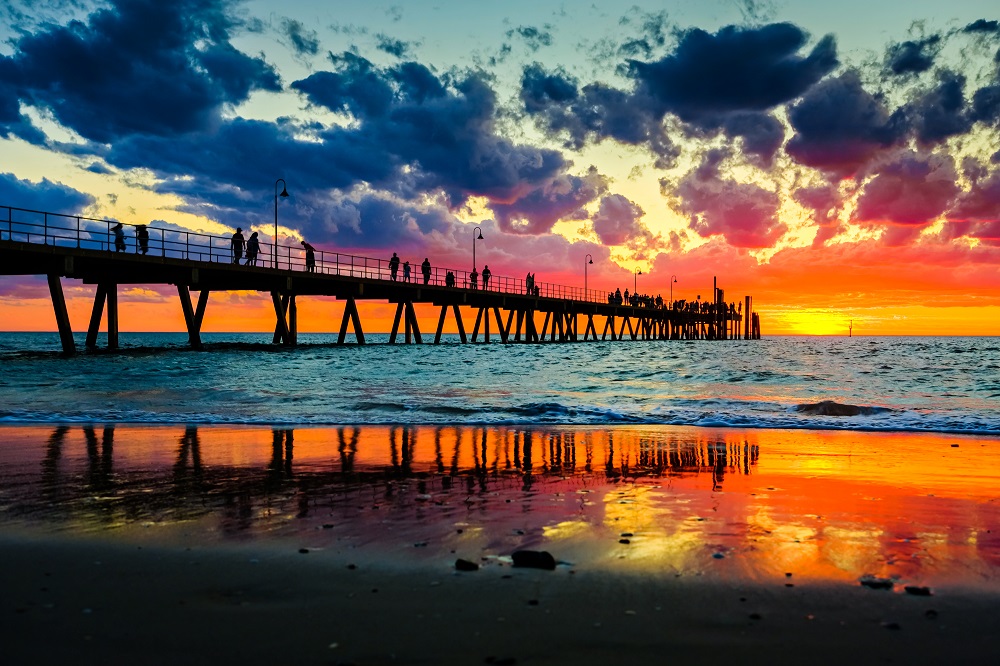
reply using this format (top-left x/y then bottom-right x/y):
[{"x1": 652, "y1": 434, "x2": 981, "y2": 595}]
[{"x1": 1, "y1": 424, "x2": 998, "y2": 664}]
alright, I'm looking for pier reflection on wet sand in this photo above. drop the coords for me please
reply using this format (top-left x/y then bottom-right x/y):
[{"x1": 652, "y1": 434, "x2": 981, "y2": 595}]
[{"x1": 2, "y1": 424, "x2": 998, "y2": 588}]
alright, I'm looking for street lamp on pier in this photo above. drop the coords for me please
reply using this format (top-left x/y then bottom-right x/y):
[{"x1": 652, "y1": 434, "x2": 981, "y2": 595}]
[
  {"x1": 472, "y1": 226, "x2": 484, "y2": 271},
  {"x1": 584, "y1": 253, "x2": 593, "y2": 297},
  {"x1": 634, "y1": 268, "x2": 642, "y2": 295},
  {"x1": 670, "y1": 274, "x2": 678, "y2": 305},
  {"x1": 274, "y1": 179, "x2": 289, "y2": 268}
]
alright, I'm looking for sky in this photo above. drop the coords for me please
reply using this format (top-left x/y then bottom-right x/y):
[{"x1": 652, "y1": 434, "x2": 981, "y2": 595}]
[{"x1": 1, "y1": 0, "x2": 999, "y2": 336}]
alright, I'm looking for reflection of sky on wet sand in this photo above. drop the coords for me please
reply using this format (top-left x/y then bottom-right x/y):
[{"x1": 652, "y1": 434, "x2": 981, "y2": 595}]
[{"x1": 0, "y1": 425, "x2": 997, "y2": 590}]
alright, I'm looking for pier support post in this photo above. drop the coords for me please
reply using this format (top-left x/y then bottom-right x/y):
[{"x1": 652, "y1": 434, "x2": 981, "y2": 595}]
[
  {"x1": 389, "y1": 302, "x2": 405, "y2": 344},
  {"x1": 177, "y1": 285, "x2": 203, "y2": 350},
  {"x1": 47, "y1": 274, "x2": 75, "y2": 356},
  {"x1": 337, "y1": 296, "x2": 366, "y2": 344},
  {"x1": 85, "y1": 284, "x2": 108, "y2": 349},
  {"x1": 106, "y1": 283, "x2": 119, "y2": 350},
  {"x1": 493, "y1": 307, "x2": 509, "y2": 344},
  {"x1": 271, "y1": 291, "x2": 291, "y2": 345},
  {"x1": 405, "y1": 302, "x2": 422, "y2": 344}
]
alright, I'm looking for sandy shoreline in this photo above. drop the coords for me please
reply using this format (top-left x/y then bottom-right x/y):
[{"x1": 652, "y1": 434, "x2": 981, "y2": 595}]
[
  {"x1": 4, "y1": 531, "x2": 998, "y2": 665},
  {"x1": 1, "y1": 423, "x2": 998, "y2": 664}
]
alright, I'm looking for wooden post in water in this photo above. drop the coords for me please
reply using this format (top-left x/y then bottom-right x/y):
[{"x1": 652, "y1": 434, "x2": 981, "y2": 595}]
[
  {"x1": 177, "y1": 285, "x2": 203, "y2": 350},
  {"x1": 744, "y1": 296, "x2": 751, "y2": 340},
  {"x1": 106, "y1": 283, "x2": 119, "y2": 350},
  {"x1": 47, "y1": 274, "x2": 75, "y2": 356},
  {"x1": 85, "y1": 284, "x2": 108, "y2": 350}
]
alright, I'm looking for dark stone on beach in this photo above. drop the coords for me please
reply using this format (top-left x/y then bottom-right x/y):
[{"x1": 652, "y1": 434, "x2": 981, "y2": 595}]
[
  {"x1": 860, "y1": 575, "x2": 894, "y2": 590},
  {"x1": 619, "y1": 539, "x2": 631, "y2": 544},
  {"x1": 455, "y1": 559, "x2": 479, "y2": 572},
  {"x1": 749, "y1": 613, "x2": 762, "y2": 620},
  {"x1": 347, "y1": 564, "x2": 357, "y2": 570},
  {"x1": 795, "y1": 400, "x2": 884, "y2": 416},
  {"x1": 298, "y1": 548, "x2": 309, "y2": 554},
  {"x1": 925, "y1": 609, "x2": 939, "y2": 619},
  {"x1": 621, "y1": 532, "x2": 634, "y2": 537},
  {"x1": 511, "y1": 550, "x2": 556, "y2": 570},
  {"x1": 322, "y1": 524, "x2": 334, "y2": 529},
  {"x1": 905, "y1": 585, "x2": 933, "y2": 596},
  {"x1": 527, "y1": 599, "x2": 539, "y2": 606},
  {"x1": 881, "y1": 621, "x2": 902, "y2": 630},
  {"x1": 785, "y1": 572, "x2": 793, "y2": 578},
  {"x1": 712, "y1": 552, "x2": 725, "y2": 559},
  {"x1": 485, "y1": 657, "x2": 517, "y2": 665}
]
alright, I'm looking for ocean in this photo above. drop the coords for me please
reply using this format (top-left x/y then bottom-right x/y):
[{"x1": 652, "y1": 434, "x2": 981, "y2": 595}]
[{"x1": 1, "y1": 333, "x2": 997, "y2": 434}]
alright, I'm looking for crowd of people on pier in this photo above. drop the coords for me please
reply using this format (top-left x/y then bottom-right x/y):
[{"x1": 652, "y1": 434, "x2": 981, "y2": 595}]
[{"x1": 607, "y1": 287, "x2": 743, "y2": 318}]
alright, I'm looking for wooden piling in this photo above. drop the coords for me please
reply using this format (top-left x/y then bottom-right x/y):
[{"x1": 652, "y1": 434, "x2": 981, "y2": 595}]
[{"x1": 47, "y1": 274, "x2": 75, "y2": 356}]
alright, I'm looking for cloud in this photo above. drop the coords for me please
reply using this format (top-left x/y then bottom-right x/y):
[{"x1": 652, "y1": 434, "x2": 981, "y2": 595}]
[
  {"x1": 853, "y1": 153, "x2": 960, "y2": 232},
  {"x1": 0, "y1": 171, "x2": 95, "y2": 213},
  {"x1": 591, "y1": 194, "x2": 646, "y2": 245},
  {"x1": 628, "y1": 22, "x2": 837, "y2": 121},
  {"x1": 523, "y1": 23, "x2": 835, "y2": 170},
  {"x1": 492, "y1": 168, "x2": 608, "y2": 235},
  {"x1": 963, "y1": 19, "x2": 1000, "y2": 34},
  {"x1": 506, "y1": 26, "x2": 553, "y2": 52},
  {"x1": 786, "y1": 71, "x2": 907, "y2": 176},
  {"x1": 794, "y1": 182, "x2": 845, "y2": 245},
  {"x1": 281, "y1": 18, "x2": 320, "y2": 57},
  {"x1": 375, "y1": 33, "x2": 414, "y2": 58},
  {"x1": 0, "y1": 0, "x2": 280, "y2": 144},
  {"x1": 903, "y1": 70, "x2": 974, "y2": 145},
  {"x1": 885, "y1": 35, "x2": 942, "y2": 75},
  {"x1": 673, "y1": 154, "x2": 786, "y2": 248}
]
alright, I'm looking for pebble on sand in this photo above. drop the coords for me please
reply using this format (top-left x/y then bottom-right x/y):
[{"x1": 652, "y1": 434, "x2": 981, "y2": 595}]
[{"x1": 859, "y1": 575, "x2": 894, "y2": 590}]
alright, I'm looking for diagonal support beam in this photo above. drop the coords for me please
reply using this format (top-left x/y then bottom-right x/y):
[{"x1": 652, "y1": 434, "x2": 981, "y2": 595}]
[{"x1": 47, "y1": 274, "x2": 75, "y2": 356}]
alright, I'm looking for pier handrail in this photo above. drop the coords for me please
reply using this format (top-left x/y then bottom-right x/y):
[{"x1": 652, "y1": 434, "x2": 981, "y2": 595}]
[{"x1": 1, "y1": 204, "x2": 636, "y2": 305}]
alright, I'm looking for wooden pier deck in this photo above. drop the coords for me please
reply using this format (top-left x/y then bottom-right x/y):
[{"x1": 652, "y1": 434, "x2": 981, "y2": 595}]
[{"x1": 0, "y1": 205, "x2": 761, "y2": 355}]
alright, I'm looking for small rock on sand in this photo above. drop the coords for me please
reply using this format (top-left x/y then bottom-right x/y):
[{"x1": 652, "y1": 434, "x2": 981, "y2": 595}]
[
  {"x1": 859, "y1": 575, "x2": 894, "y2": 590},
  {"x1": 455, "y1": 559, "x2": 479, "y2": 572},
  {"x1": 511, "y1": 550, "x2": 556, "y2": 570},
  {"x1": 904, "y1": 585, "x2": 933, "y2": 596}
]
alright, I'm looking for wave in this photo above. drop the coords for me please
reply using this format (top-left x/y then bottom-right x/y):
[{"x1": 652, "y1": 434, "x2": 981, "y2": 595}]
[{"x1": 1, "y1": 405, "x2": 998, "y2": 436}]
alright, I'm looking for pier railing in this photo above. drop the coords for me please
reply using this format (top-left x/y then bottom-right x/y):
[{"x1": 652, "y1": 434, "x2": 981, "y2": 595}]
[{"x1": 2, "y1": 205, "x2": 622, "y2": 304}]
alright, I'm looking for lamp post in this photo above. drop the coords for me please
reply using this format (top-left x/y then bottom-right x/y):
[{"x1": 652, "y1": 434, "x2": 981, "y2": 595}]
[
  {"x1": 584, "y1": 253, "x2": 593, "y2": 298},
  {"x1": 670, "y1": 274, "x2": 677, "y2": 305},
  {"x1": 274, "y1": 178, "x2": 289, "y2": 268},
  {"x1": 634, "y1": 268, "x2": 642, "y2": 294},
  {"x1": 472, "y1": 226, "x2": 484, "y2": 271}
]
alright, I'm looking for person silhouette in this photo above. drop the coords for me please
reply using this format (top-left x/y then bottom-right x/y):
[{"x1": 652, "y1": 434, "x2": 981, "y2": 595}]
[
  {"x1": 481, "y1": 265, "x2": 491, "y2": 290},
  {"x1": 231, "y1": 227, "x2": 245, "y2": 264},
  {"x1": 301, "y1": 241, "x2": 316, "y2": 272},
  {"x1": 388, "y1": 252, "x2": 400, "y2": 281},
  {"x1": 111, "y1": 223, "x2": 126, "y2": 252},
  {"x1": 136, "y1": 224, "x2": 149, "y2": 255},
  {"x1": 403, "y1": 260, "x2": 411, "y2": 282},
  {"x1": 421, "y1": 258, "x2": 431, "y2": 285},
  {"x1": 245, "y1": 232, "x2": 261, "y2": 266}
]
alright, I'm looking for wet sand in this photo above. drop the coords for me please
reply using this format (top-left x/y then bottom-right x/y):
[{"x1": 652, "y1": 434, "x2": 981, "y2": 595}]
[{"x1": 1, "y1": 424, "x2": 998, "y2": 664}]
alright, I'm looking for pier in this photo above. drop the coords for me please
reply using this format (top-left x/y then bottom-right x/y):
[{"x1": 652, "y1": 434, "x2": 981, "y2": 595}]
[{"x1": 1, "y1": 205, "x2": 761, "y2": 355}]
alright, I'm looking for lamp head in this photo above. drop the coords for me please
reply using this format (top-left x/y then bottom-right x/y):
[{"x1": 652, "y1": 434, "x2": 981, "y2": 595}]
[
  {"x1": 477, "y1": 231, "x2": 484, "y2": 240},
  {"x1": 588, "y1": 258, "x2": 593, "y2": 264},
  {"x1": 279, "y1": 186, "x2": 289, "y2": 198}
]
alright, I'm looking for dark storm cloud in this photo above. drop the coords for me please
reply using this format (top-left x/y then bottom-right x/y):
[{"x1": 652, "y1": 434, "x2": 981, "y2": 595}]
[
  {"x1": 281, "y1": 18, "x2": 320, "y2": 57},
  {"x1": 520, "y1": 64, "x2": 679, "y2": 168},
  {"x1": 885, "y1": 35, "x2": 941, "y2": 76},
  {"x1": 628, "y1": 22, "x2": 837, "y2": 121},
  {"x1": 972, "y1": 84, "x2": 1000, "y2": 125},
  {"x1": 963, "y1": 19, "x2": 1000, "y2": 34},
  {"x1": 0, "y1": 0, "x2": 280, "y2": 144},
  {"x1": 903, "y1": 71, "x2": 974, "y2": 145},
  {"x1": 0, "y1": 172, "x2": 95, "y2": 213},
  {"x1": 523, "y1": 23, "x2": 835, "y2": 170},
  {"x1": 786, "y1": 71, "x2": 907, "y2": 176}
]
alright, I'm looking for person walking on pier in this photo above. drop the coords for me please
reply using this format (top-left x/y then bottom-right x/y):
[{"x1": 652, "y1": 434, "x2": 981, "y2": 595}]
[
  {"x1": 389, "y1": 252, "x2": 400, "y2": 281},
  {"x1": 301, "y1": 241, "x2": 316, "y2": 272},
  {"x1": 245, "y1": 232, "x2": 260, "y2": 266},
  {"x1": 136, "y1": 224, "x2": 149, "y2": 255},
  {"x1": 111, "y1": 223, "x2": 126, "y2": 252},
  {"x1": 231, "y1": 228, "x2": 245, "y2": 264},
  {"x1": 481, "y1": 265, "x2": 491, "y2": 290},
  {"x1": 469, "y1": 268, "x2": 478, "y2": 289},
  {"x1": 403, "y1": 260, "x2": 411, "y2": 282},
  {"x1": 421, "y1": 258, "x2": 431, "y2": 284}
]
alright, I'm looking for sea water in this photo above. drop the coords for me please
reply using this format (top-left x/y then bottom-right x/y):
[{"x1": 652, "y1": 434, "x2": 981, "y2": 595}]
[{"x1": 0, "y1": 333, "x2": 997, "y2": 434}]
